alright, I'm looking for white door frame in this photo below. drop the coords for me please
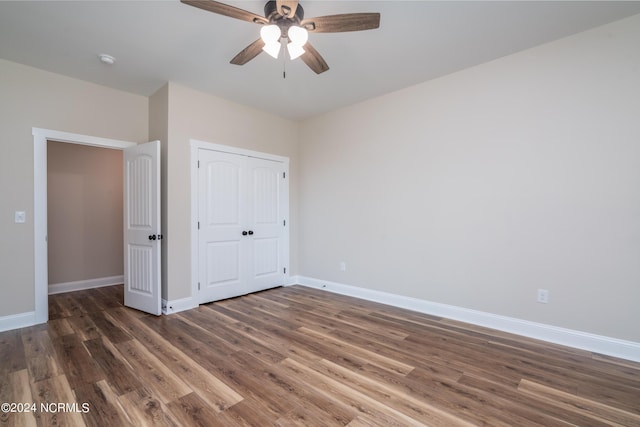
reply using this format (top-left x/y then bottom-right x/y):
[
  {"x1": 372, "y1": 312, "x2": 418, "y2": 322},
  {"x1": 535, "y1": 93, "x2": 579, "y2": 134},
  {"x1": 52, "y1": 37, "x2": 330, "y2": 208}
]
[
  {"x1": 33, "y1": 127, "x2": 136, "y2": 324},
  {"x1": 189, "y1": 139, "x2": 290, "y2": 306}
]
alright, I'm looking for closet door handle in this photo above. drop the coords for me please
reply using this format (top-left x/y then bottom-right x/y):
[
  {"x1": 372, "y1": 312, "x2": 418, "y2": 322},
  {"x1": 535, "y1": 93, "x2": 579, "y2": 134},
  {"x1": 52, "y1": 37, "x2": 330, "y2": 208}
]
[
  {"x1": 148, "y1": 234, "x2": 157, "y2": 240},
  {"x1": 248, "y1": 230, "x2": 254, "y2": 235},
  {"x1": 242, "y1": 231, "x2": 248, "y2": 236}
]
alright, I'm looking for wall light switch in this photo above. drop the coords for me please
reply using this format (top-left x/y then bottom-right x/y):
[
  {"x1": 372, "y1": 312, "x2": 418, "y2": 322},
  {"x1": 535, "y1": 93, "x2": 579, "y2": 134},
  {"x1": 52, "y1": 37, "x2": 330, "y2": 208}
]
[{"x1": 15, "y1": 211, "x2": 26, "y2": 223}]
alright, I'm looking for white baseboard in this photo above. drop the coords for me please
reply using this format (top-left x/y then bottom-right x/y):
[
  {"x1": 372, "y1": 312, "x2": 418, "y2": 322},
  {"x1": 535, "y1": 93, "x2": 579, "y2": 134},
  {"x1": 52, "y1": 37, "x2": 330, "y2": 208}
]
[
  {"x1": 1, "y1": 275, "x2": 124, "y2": 332},
  {"x1": 162, "y1": 297, "x2": 197, "y2": 315},
  {"x1": 284, "y1": 276, "x2": 299, "y2": 286},
  {"x1": 0, "y1": 310, "x2": 40, "y2": 333},
  {"x1": 290, "y1": 276, "x2": 640, "y2": 363},
  {"x1": 48, "y1": 275, "x2": 124, "y2": 295}
]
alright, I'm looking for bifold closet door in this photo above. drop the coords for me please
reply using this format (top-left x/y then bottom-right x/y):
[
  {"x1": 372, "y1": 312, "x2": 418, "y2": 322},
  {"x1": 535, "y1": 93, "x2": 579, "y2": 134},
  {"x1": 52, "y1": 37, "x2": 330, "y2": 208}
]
[{"x1": 198, "y1": 149, "x2": 286, "y2": 303}]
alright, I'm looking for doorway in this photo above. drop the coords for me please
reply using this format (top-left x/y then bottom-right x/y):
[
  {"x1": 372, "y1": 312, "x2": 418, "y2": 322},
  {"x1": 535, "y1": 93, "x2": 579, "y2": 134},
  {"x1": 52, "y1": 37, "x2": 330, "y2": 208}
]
[
  {"x1": 47, "y1": 141, "x2": 124, "y2": 295},
  {"x1": 33, "y1": 128, "x2": 136, "y2": 324}
]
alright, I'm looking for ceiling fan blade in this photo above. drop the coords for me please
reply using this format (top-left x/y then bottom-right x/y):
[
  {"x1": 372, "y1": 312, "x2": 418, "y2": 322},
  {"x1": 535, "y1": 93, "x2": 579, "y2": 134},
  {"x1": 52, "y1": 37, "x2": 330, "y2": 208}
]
[
  {"x1": 276, "y1": 0, "x2": 298, "y2": 18},
  {"x1": 300, "y1": 43, "x2": 329, "y2": 74},
  {"x1": 230, "y1": 39, "x2": 265, "y2": 65},
  {"x1": 181, "y1": 0, "x2": 268, "y2": 25},
  {"x1": 301, "y1": 13, "x2": 380, "y2": 33}
]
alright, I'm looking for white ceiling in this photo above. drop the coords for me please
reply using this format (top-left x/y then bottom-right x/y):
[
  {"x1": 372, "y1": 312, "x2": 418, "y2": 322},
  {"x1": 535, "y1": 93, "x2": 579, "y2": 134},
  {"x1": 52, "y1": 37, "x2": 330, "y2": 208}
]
[{"x1": 2, "y1": 1, "x2": 640, "y2": 120}]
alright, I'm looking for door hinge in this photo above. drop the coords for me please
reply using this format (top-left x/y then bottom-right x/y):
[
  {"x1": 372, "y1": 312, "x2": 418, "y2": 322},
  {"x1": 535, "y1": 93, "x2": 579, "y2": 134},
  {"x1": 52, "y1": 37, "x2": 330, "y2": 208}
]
[
  {"x1": 198, "y1": 282, "x2": 201, "y2": 290},
  {"x1": 283, "y1": 171, "x2": 286, "y2": 179},
  {"x1": 197, "y1": 160, "x2": 200, "y2": 168},
  {"x1": 283, "y1": 267, "x2": 287, "y2": 274},
  {"x1": 283, "y1": 219, "x2": 286, "y2": 226},
  {"x1": 197, "y1": 221, "x2": 200, "y2": 230}
]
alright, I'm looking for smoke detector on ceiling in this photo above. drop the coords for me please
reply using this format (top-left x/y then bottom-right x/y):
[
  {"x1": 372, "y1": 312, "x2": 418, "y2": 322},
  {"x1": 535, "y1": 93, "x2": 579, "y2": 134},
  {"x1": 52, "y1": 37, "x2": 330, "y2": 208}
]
[{"x1": 98, "y1": 54, "x2": 116, "y2": 65}]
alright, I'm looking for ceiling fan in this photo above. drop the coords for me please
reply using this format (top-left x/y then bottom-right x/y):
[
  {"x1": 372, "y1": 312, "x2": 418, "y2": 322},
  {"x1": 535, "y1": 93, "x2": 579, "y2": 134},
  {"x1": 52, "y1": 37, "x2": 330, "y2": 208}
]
[{"x1": 181, "y1": 0, "x2": 381, "y2": 74}]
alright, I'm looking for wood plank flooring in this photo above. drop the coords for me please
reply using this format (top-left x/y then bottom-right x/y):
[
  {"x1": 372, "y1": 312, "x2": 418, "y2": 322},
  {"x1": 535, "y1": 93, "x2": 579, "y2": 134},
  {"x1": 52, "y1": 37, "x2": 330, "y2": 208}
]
[{"x1": 1, "y1": 285, "x2": 639, "y2": 426}]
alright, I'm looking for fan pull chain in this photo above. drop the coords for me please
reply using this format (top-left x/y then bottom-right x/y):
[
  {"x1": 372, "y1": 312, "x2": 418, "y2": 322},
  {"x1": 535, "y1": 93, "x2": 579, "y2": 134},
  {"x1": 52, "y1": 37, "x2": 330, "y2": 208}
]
[{"x1": 282, "y1": 45, "x2": 287, "y2": 79}]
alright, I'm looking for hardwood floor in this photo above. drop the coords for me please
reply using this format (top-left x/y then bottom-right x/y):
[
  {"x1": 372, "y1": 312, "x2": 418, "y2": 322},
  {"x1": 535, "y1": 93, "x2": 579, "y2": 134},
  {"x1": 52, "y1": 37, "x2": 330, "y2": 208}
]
[{"x1": 1, "y1": 285, "x2": 639, "y2": 426}]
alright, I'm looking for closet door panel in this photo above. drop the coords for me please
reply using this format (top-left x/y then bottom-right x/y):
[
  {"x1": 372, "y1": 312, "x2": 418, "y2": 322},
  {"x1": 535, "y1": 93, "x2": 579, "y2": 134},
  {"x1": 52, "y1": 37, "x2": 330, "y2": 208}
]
[
  {"x1": 246, "y1": 158, "x2": 285, "y2": 293},
  {"x1": 198, "y1": 151, "x2": 247, "y2": 303}
]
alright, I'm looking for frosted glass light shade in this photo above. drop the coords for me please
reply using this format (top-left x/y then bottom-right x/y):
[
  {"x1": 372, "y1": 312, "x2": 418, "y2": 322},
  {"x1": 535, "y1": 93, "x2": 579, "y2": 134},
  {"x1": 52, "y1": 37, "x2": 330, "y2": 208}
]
[
  {"x1": 287, "y1": 43, "x2": 305, "y2": 60},
  {"x1": 263, "y1": 42, "x2": 281, "y2": 58},
  {"x1": 260, "y1": 25, "x2": 281, "y2": 43},
  {"x1": 261, "y1": 24, "x2": 282, "y2": 59},
  {"x1": 286, "y1": 26, "x2": 307, "y2": 60},
  {"x1": 287, "y1": 26, "x2": 308, "y2": 45}
]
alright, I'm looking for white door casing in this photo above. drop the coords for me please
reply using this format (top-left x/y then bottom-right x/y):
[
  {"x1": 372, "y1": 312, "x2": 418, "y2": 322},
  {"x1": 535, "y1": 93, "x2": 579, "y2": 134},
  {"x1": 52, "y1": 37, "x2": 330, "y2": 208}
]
[
  {"x1": 197, "y1": 147, "x2": 288, "y2": 304},
  {"x1": 123, "y1": 140, "x2": 162, "y2": 315},
  {"x1": 32, "y1": 128, "x2": 136, "y2": 328}
]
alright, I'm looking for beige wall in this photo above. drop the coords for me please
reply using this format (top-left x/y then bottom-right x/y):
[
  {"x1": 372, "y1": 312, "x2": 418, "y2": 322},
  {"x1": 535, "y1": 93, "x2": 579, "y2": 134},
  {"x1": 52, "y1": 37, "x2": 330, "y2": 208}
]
[
  {"x1": 149, "y1": 84, "x2": 169, "y2": 298},
  {"x1": 47, "y1": 141, "x2": 123, "y2": 284},
  {"x1": 0, "y1": 59, "x2": 148, "y2": 317},
  {"x1": 298, "y1": 14, "x2": 640, "y2": 342},
  {"x1": 163, "y1": 83, "x2": 299, "y2": 301}
]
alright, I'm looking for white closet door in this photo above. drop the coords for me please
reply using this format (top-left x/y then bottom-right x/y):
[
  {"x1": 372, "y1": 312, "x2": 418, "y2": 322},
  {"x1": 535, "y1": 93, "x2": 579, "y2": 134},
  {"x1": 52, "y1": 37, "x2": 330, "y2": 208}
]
[
  {"x1": 198, "y1": 150, "x2": 247, "y2": 303},
  {"x1": 197, "y1": 149, "x2": 287, "y2": 304},
  {"x1": 246, "y1": 157, "x2": 285, "y2": 294}
]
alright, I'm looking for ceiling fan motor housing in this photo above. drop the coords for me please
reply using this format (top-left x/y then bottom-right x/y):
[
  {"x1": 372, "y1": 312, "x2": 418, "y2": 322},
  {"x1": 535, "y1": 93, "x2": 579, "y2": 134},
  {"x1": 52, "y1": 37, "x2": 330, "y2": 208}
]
[{"x1": 264, "y1": 0, "x2": 304, "y2": 36}]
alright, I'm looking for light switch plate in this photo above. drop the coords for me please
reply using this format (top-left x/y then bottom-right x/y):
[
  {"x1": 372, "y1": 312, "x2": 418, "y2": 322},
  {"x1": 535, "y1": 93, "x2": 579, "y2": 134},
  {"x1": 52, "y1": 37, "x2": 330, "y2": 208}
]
[{"x1": 15, "y1": 211, "x2": 26, "y2": 223}]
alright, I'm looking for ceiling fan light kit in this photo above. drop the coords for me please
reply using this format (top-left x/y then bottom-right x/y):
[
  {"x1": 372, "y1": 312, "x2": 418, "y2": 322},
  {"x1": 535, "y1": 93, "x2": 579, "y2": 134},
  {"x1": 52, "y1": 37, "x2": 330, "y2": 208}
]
[{"x1": 181, "y1": 0, "x2": 380, "y2": 74}]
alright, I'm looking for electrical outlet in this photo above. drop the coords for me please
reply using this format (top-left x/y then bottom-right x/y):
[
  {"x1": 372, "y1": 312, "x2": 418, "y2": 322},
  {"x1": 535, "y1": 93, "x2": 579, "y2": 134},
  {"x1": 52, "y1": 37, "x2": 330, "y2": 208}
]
[{"x1": 537, "y1": 289, "x2": 549, "y2": 304}]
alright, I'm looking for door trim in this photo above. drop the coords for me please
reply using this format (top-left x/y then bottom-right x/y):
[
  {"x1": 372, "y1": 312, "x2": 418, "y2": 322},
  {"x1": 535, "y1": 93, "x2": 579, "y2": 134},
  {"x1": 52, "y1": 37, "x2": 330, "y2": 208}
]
[
  {"x1": 190, "y1": 139, "x2": 290, "y2": 308},
  {"x1": 33, "y1": 127, "x2": 136, "y2": 324}
]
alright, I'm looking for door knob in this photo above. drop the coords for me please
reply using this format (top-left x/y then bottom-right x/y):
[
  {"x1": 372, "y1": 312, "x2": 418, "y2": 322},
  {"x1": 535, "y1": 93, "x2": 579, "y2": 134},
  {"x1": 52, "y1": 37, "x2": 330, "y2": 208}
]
[
  {"x1": 148, "y1": 234, "x2": 157, "y2": 240},
  {"x1": 242, "y1": 231, "x2": 248, "y2": 236},
  {"x1": 248, "y1": 230, "x2": 254, "y2": 235}
]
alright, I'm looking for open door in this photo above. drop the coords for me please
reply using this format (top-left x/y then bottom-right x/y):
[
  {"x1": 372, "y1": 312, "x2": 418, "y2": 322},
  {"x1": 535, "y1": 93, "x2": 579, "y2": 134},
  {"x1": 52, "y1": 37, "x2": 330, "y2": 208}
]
[{"x1": 123, "y1": 140, "x2": 161, "y2": 315}]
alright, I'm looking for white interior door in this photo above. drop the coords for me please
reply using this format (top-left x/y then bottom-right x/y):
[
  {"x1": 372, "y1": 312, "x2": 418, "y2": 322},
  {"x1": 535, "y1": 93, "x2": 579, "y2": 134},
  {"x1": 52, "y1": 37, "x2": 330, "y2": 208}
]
[
  {"x1": 123, "y1": 140, "x2": 161, "y2": 315},
  {"x1": 198, "y1": 149, "x2": 286, "y2": 304}
]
